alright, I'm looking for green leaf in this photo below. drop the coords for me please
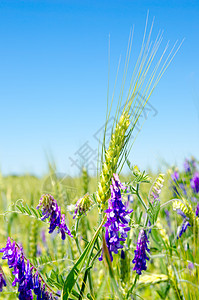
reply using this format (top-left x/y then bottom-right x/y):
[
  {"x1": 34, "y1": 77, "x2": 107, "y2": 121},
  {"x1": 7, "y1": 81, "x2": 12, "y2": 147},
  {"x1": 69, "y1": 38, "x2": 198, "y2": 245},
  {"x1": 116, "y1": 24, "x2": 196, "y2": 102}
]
[
  {"x1": 127, "y1": 274, "x2": 139, "y2": 298},
  {"x1": 16, "y1": 204, "x2": 24, "y2": 213},
  {"x1": 71, "y1": 289, "x2": 80, "y2": 299},
  {"x1": 151, "y1": 229, "x2": 162, "y2": 250},
  {"x1": 62, "y1": 217, "x2": 105, "y2": 300},
  {"x1": 31, "y1": 207, "x2": 39, "y2": 218},
  {"x1": 102, "y1": 235, "x2": 123, "y2": 300}
]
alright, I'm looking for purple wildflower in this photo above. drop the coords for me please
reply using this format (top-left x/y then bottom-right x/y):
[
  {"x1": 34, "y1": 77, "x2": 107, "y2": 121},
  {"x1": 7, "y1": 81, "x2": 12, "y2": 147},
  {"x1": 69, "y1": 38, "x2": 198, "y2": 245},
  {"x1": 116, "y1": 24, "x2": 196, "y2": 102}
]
[
  {"x1": 172, "y1": 186, "x2": 180, "y2": 198},
  {"x1": 41, "y1": 229, "x2": 47, "y2": 245},
  {"x1": 171, "y1": 171, "x2": 179, "y2": 182},
  {"x1": 188, "y1": 262, "x2": 194, "y2": 270},
  {"x1": 58, "y1": 214, "x2": 72, "y2": 240},
  {"x1": 147, "y1": 219, "x2": 152, "y2": 234},
  {"x1": 184, "y1": 157, "x2": 197, "y2": 173},
  {"x1": 196, "y1": 203, "x2": 199, "y2": 217},
  {"x1": 170, "y1": 171, "x2": 180, "y2": 197},
  {"x1": 121, "y1": 249, "x2": 125, "y2": 259},
  {"x1": 0, "y1": 272, "x2": 6, "y2": 292},
  {"x1": 132, "y1": 230, "x2": 150, "y2": 275},
  {"x1": 179, "y1": 183, "x2": 187, "y2": 196},
  {"x1": 184, "y1": 159, "x2": 191, "y2": 173},
  {"x1": 99, "y1": 174, "x2": 133, "y2": 262},
  {"x1": 0, "y1": 238, "x2": 33, "y2": 299},
  {"x1": 191, "y1": 157, "x2": 197, "y2": 169},
  {"x1": 0, "y1": 238, "x2": 56, "y2": 300},
  {"x1": 176, "y1": 209, "x2": 186, "y2": 219},
  {"x1": 33, "y1": 273, "x2": 42, "y2": 299},
  {"x1": 0, "y1": 237, "x2": 19, "y2": 270},
  {"x1": 190, "y1": 173, "x2": 199, "y2": 194},
  {"x1": 37, "y1": 194, "x2": 72, "y2": 240},
  {"x1": 177, "y1": 218, "x2": 191, "y2": 239}
]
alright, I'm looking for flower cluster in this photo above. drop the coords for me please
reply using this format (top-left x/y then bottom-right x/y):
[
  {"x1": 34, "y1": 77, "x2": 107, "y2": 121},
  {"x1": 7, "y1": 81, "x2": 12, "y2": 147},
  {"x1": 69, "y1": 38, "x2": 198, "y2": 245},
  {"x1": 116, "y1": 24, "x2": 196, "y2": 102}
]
[
  {"x1": 170, "y1": 158, "x2": 199, "y2": 199},
  {"x1": 0, "y1": 272, "x2": 6, "y2": 292},
  {"x1": 184, "y1": 157, "x2": 197, "y2": 173},
  {"x1": 99, "y1": 174, "x2": 133, "y2": 262},
  {"x1": 170, "y1": 170, "x2": 181, "y2": 197},
  {"x1": 171, "y1": 171, "x2": 179, "y2": 183},
  {"x1": 73, "y1": 193, "x2": 93, "y2": 219},
  {"x1": 177, "y1": 218, "x2": 191, "y2": 239},
  {"x1": 132, "y1": 229, "x2": 150, "y2": 275},
  {"x1": 0, "y1": 237, "x2": 55, "y2": 299},
  {"x1": 37, "y1": 194, "x2": 72, "y2": 240},
  {"x1": 184, "y1": 159, "x2": 191, "y2": 173},
  {"x1": 191, "y1": 173, "x2": 199, "y2": 194}
]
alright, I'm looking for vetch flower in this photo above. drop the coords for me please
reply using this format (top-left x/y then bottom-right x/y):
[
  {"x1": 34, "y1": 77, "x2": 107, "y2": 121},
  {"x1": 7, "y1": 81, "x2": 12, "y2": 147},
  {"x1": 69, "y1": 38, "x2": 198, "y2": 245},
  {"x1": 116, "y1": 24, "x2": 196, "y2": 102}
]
[
  {"x1": 0, "y1": 272, "x2": 6, "y2": 292},
  {"x1": 171, "y1": 171, "x2": 179, "y2": 182},
  {"x1": 184, "y1": 157, "x2": 197, "y2": 173},
  {"x1": 132, "y1": 229, "x2": 150, "y2": 275},
  {"x1": 184, "y1": 159, "x2": 191, "y2": 173},
  {"x1": 191, "y1": 173, "x2": 199, "y2": 194},
  {"x1": 179, "y1": 183, "x2": 187, "y2": 196},
  {"x1": 188, "y1": 262, "x2": 194, "y2": 270},
  {"x1": 0, "y1": 238, "x2": 56, "y2": 299},
  {"x1": 37, "y1": 194, "x2": 72, "y2": 240},
  {"x1": 0, "y1": 238, "x2": 33, "y2": 299},
  {"x1": 33, "y1": 272, "x2": 42, "y2": 299},
  {"x1": 196, "y1": 203, "x2": 199, "y2": 217},
  {"x1": 176, "y1": 209, "x2": 186, "y2": 219},
  {"x1": 73, "y1": 193, "x2": 93, "y2": 219},
  {"x1": 177, "y1": 218, "x2": 191, "y2": 239},
  {"x1": 121, "y1": 249, "x2": 125, "y2": 259},
  {"x1": 0, "y1": 237, "x2": 19, "y2": 270},
  {"x1": 99, "y1": 174, "x2": 133, "y2": 261}
]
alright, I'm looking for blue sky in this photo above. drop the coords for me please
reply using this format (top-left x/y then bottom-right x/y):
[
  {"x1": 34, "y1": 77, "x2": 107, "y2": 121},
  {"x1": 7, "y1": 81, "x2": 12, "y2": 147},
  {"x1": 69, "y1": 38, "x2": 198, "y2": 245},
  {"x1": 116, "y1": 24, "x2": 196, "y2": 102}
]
[{"x1": 0, "y1": 0, "x2": 198, "y2": 176}]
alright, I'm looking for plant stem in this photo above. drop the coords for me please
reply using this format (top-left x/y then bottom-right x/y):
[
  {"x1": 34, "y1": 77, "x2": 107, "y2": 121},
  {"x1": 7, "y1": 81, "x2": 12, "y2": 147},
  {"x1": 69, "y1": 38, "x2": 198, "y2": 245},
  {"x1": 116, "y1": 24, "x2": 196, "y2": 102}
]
[
  {"x1": 136, "y1": 184, "x2": 148, "y2": 211},
  {"x1": 75, "y1": 218, "x2": 82, "y2": 254},
  {"x1": 78, "y1": 214, "x2": 107, "y2": 300}
]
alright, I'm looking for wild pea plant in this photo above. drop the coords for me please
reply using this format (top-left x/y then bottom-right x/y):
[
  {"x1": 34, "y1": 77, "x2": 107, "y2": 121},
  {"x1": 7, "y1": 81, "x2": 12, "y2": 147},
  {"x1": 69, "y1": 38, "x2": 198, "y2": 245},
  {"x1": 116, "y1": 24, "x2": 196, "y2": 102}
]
[{"x1": 1, "y1": 17, "x2": 198, "y2": 300}]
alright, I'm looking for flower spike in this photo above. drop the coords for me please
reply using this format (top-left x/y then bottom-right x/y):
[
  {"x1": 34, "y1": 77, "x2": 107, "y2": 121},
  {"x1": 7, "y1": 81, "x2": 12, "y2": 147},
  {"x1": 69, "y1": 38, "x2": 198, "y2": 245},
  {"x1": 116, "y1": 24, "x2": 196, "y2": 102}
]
[
  {"x1": 37, "y1": 194, "x2": 72, "y2": 240},
  {"x1": 99, "y1": 174, "x2": 133, "y2": 262}
]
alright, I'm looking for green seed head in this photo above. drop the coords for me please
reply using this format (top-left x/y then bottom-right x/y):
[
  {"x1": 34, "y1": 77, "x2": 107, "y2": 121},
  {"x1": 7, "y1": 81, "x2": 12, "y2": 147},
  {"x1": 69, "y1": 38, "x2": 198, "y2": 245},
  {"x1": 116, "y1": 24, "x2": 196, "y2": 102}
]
[{"x1": 96, "y1": 112, "x2": 130, "y2": 208}]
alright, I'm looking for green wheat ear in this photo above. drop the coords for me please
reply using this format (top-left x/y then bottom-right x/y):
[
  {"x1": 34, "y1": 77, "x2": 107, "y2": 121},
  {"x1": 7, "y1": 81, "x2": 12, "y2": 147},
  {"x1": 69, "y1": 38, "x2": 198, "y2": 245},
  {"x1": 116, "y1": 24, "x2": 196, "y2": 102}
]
[
  {"x1": 96, "y1": 111, "x2": 130, "y2": 208},
  {"x1": 96, "y1": 16, "x2": 182, "y2": 209},
  {"x1": 82, "y1": 167, "x2": 89, "y2": 195}
]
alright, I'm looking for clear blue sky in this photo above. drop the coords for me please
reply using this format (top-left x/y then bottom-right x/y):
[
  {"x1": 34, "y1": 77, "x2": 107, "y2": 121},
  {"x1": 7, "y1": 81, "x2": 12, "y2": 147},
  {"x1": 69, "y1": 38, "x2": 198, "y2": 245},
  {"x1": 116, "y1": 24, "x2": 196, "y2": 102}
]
[{"x1": 0, "y1": 0, "x2": 198, "y2": 176}]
